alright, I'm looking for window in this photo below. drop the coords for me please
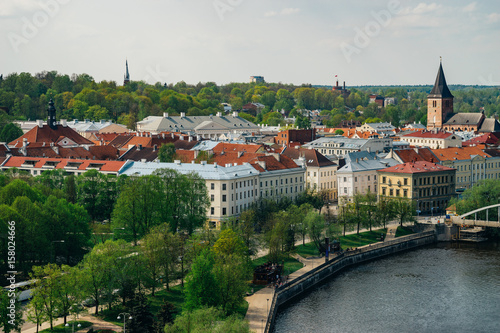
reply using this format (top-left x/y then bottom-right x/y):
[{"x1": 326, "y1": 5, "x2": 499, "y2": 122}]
[
  {"x1": 355, "y1": 177, "x2": 358, "y2": 182},
  {"x1": 210, "y1": 207, "x2": 214, "y2": 215},
  {"x1": 265, "y1": 181, "x2": 268, "y2": 187},
  {"x1": 403, "y1": 189, "x2": 408, "y2": 197},
  {"x1": 368, "y1": 175, "x2": 370, "y2": 181},
  {"x1": 211, "y1": 183, "x2": 215, "y2": 190},
  {"x1": 382, "y1": 187, "x2": 386, "y2": 195},
  {"x1": 222, "y1": 195, "x2": 226, "y2": 202},
  {"x1": 383, "y1": 177, "x2": 386, "y2": 184},
  {"x1": 404, "y1": 178, "x2": 408, "y2": 185},
  {"x1": 222, "y1": 208, "x2": 226, "y2": 216},
  {"x1": 344, "y1": 187, "x2": 347, "y2": 194},
  {"x1": 210, "y1": 194, "x2": 214, "y2": 202},
  {"x1": 396, "y1": 189, "x2": 400, "y2": 196},
  {"x1": 390, "y1": 189, "x2": 393, "y2": 196},
  {"x1": 222, "y1": 183, "x2": 226, "y2": 191},
  {"x1": 344, "y1": 177, "x2": 347, "y2": 182},
  {"x1": 308, "y1": 172, "x2": 310, "y2": 176}
]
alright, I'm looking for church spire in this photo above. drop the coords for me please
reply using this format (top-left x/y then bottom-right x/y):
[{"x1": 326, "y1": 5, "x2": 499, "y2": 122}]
[
  {"x1": 124, "y1": 59, "x2": 130, "y2": 85},
  {"x1": 428, "y1": 60, "x2": 453, "y2": 99}
]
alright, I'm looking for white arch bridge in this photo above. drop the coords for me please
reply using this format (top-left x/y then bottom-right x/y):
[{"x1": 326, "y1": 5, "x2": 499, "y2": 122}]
[{"x1": 450, "y1": 203, "x2": 500, "y2": 228}]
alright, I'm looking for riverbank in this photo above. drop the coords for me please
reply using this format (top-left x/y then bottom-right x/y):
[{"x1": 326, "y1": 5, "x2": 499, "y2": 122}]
[{"x1": 261, "y1": 229, "x2": 436, "y2": 333}]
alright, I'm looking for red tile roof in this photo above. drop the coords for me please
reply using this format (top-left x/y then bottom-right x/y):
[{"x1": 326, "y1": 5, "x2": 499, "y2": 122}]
[
  {"x1": 379, "y1": 161, "x2": 455, "y2": 174},
  {"x1": 431, "y1": 146, "x2": 491, "y2": 161},
  {"x1": 402, "y1": 131, "x2": 454, "y2": 139},
  {"x1": 393, "y1": 148, "x2": 437, "y2": 163},
  {"x1": 213, "y1": 142, "x2": 264, "y2": 154},
  {"x1": 463, "y1": 132, "x2": 500, "y2": 146},
  {"x1": 3, "y1": 156, "x2": 126, "y2": 172},
  {"x1": 9, "y1": 125, "x2": 93, "y2": 148}
]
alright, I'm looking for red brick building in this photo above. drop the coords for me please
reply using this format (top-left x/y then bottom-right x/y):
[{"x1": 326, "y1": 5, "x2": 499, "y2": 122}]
[{"x1": 274, "y1": 129, "x2": 315, "y2": 146}]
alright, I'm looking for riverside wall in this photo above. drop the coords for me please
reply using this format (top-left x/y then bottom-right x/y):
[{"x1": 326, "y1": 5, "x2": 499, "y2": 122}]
[{"x1": 265, "y1": 230, "x2": 437, "y2": 333}]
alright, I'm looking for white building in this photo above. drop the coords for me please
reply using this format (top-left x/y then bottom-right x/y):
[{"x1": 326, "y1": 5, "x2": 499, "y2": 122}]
[
  {"x1": 337, "y1": 152, "x2": 399, "y2": 201},
  {"x1": 401, "y1": 131, "x2": 462, "y2": 149},
  {"x1": 303, "y1": 137, "x2": 393, "y2": 159}
]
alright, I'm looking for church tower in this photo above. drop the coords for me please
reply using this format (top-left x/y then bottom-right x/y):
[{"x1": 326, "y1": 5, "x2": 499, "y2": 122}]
[
  {"x1": 47, "y1": 99, "x2": 57, "y2": 130},
  {"x1": 124, "y1": 60, "x2": 130, "y2": 85},
  {"x1": 427, "y1": 60, "x2": 454, "y2": 130}
]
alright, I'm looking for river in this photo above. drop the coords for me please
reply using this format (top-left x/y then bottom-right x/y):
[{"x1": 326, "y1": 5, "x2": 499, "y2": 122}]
[{"x1": 274, "y1": 242, "x2": 500, "y2": 333}]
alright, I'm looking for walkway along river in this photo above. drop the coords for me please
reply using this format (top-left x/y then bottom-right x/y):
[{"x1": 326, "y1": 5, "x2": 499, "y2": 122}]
[
  {"x1": 272, "y1": 240, "x2": 500, "y2": 333},
  {"x1": 263, "y1": 230, "x2": 436, "y2": 332}
]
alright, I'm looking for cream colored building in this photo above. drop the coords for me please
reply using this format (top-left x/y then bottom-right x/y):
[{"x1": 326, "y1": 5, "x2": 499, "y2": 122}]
[
  {"x1": 401, "y1": 131, "x2": 462, "y2": 149},
  {"x1": 377, "y1": 161, "x2": 456, "y2": 215},
  {"x1": 432, "y1": 147, "x2": 500, "y2": 191},
  {"x1": 282, "y1": 147, "x2": 338, "y2": 202}
]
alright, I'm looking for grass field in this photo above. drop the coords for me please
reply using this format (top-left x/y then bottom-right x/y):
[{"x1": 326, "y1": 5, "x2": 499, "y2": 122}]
[
  {"x1": 40, "y1": 320, "x2": 92, "y2": 332},
  {"x1": 294, "y1": 226, "x2": 416, "y2": 257}
]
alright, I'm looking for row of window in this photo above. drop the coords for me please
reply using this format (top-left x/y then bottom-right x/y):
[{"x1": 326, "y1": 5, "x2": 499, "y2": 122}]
[
  {"x1": 260, "y1": 177, "x2": 302, "y2": 188},
  {"x1": 343, "y1": 175, "x2": 378, "y2": 183},
  {"x1": 212, "y1": 179, "x2": 256, "y2": 191},
  {"x1": 210, "y1": 203, "x2": 249, "y2": 216},
  {"x1": 381, "y1": 187, "x2": 408, "y2": 197},
  {"x1": 457, "y1": 162, "x2": 500, "y2": 171},
  {"x1": 307, "y1": 171, "x2": 335, "y2": 177}
]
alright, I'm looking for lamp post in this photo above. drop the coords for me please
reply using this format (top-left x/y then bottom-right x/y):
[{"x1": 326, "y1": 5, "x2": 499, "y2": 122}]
[
  {"x1": 117, "y1": 313, "x2": 132, "y2": 333},
  {"x1": 65, "y1": 322, "x2": 81, "y2": 333}
]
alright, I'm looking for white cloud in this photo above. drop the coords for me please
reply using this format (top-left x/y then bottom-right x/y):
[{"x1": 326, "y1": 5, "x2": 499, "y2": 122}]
[
  {"x1": 280, "y1": 8, "x2": 300, "y2": 16},
  {"x1": 412, "y1": 3, "x2": 442, "y2": 15},
  {"x1": 462, "y1": 2, "x2": 477, "y2": 13},
  {"x1": 264, "y1": 11, "x2": 277, "y2": 17},
  {"x1": 487, "y1": 13, "x2": 500, "y2": 23}
]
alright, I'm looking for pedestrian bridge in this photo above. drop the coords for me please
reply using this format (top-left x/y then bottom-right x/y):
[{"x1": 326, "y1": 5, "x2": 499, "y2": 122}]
[{"x1": 449, "y1": 203, "x2": 500, "y2": 228}]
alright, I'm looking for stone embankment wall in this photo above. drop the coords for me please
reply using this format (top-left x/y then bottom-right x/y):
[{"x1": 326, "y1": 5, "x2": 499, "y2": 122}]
[{"x1": 265, "y1": 230, "x2": 436, "y2": 333}]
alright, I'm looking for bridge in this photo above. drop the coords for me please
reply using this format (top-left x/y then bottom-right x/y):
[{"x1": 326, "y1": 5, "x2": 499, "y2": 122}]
[{"x1": 449, "y1": 203, "x2": 500, "y2": 228}]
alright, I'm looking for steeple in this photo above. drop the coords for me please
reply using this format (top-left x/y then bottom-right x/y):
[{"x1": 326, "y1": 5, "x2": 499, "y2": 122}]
[
  {"x1": 428, "y1": 60, "x2": 453, "y2": 99},
  {"x1": 47, "y1": 99, "x2": 57, "y2": 130},
  {"x1": 426, "y1": 60, "x2": 454, "y2": 130},
  {"x1": 124, "y1": 60, "x2": 130, "y2": 85}
]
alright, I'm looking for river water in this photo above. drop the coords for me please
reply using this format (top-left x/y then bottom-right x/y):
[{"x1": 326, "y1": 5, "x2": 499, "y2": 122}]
[{"x1": 274, "y1": 242, "x2": 500, "y2": 333}]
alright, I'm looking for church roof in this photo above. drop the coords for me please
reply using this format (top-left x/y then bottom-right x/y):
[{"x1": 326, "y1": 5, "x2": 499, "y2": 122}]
[
  {"x1": 8, "y1": 124, "x2": 94, "y2": 148},
  {"x1": 428, "y1": 63, "x2": 453, "y2": 99},
  {"x1": 444, "y1": 113, "x2": 484, "y2": 126},
  {"x1": 478, "y1": 118, "x2": 500, "y2": 133}
]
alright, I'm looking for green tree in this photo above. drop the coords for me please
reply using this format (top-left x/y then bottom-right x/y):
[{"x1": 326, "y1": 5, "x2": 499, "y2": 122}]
[
  {"x1": 127, "y1": 293, "x2": 155, "y2": 333},
  {"x1": 158, "y1": 143, "x2": 176, "y2": 163},
  {"x1": 184, "y1": 249, "x2": 219, "y2": 311},
  {"x1": 165, "y1": 307, "x2": 250, "y2": 333},
  {"x1": 305, "y1": 210, "x2": 326, "y2": 253},
  {"x1": 393, "y1": 197, "x2": 416, "y2": 227},
  {"x1": 29, "y1": 264, "x2": 62, "y2": 331},
  {"x1": 0, "y1": 123, "x2": 23, "y2": 143}
]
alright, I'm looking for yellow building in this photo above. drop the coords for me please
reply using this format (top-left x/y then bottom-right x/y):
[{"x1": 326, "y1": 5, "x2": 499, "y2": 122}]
[{"x1": 377, "y1": 161, "x2": 456, "y2": 215}]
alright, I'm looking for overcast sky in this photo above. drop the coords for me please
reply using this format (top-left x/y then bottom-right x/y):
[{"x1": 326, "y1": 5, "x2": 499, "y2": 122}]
[{"x1": 1, "y1": 0, "x2": 499, "y2": 86}]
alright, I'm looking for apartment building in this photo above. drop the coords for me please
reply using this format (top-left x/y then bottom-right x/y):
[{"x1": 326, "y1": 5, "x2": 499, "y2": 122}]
[
  {"x1": 303, "y1": 137, "x2": 393, "y2": 159},
  {"x1": 377, "y1": 161, "x2": 456, "y2": 215}
]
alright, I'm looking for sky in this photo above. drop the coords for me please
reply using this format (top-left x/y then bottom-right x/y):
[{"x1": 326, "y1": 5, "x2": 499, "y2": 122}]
[{"x1": 1, "y1": 0, "x2": 500, "y2": 87}]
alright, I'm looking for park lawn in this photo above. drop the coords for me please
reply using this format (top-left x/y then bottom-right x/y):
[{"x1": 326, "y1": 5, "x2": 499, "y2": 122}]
[
  {"x1": 40, "y1": 320, "x2": 92, "y2": 332},
  {"x1": 295, "y1": 229, "x2": 388, "y2": 257},
  {"x1": 98, "y1": 284, "x2": 186, "y2": 326},
  {"x1": 395, "y1": 226, "x2": 415, "y2": 237}
]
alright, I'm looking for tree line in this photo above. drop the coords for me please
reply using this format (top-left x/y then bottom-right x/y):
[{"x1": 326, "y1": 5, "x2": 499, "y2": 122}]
[{"x1": 1, "y1": 71, "x2": 498, "y2": 131}]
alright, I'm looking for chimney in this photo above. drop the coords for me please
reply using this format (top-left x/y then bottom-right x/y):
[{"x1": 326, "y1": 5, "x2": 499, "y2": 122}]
[
  {"x1": 232, "y1": 111, "x2": 239, "y2": 117},
  {"x1": 196, "y1": 135, "x2": 201, "y2": 141},
  {"x1": 180, "y1": 135, "x2": 184, "y2": 141},
  {"x1": 162, "y1": 133, "x2": 165, "y2": 139},
  {"x1": 163, "y1": 112, "x2": 169, "y2": 118},
  {"x1": 343, "y1": 81, "x2": 346, "y2": 90},
  {"x1": 180, "y1": 112, "x2": 185, "y2": 118},
  {"x1": 214, "y1": 162, "x2": 218, "y2": 168},
  {"x1": 188, "y1": 136, "x2": 192, "y2": 142},
  {"x1": 137, "y1": 144, "x2": 142, "y2": 151},
  {"x1": 216, "y1": 112, "x2": 222, "y2": 117},
  {"x1": 37, "y1": 119, "x2": 44, "y2": 127},
  {"x1": 171, "y1": 133, "x2": 175, "y2": 139},
  {"x1": 61, "y1": 119, "x2": 67, "y2": 127},
  {"x1": 174, "y1": 160, "x2": 181, "y2": 165}
]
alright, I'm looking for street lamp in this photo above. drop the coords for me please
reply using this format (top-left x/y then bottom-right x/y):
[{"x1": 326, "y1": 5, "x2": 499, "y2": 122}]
[
  {"x1": 117, "y1": 313, "x2": 132, "y2": 333},
  {"x1": 65, "y1": 322, "x2": 81, "y2": 333},
  {"x1": 266, "y1": 298, "x2": 269, "y2": 317}
]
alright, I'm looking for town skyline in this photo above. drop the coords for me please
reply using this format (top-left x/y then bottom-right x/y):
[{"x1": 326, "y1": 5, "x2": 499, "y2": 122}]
[{"x1": 1, "y1": 0, "x2": 499, "y2": 86}]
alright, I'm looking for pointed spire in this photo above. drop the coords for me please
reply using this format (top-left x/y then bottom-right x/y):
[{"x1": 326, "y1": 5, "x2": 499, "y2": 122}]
[
  {"x1": 124, "y1": 59, "x2": 130, "y2": 85},
  {"x1": 428, "y1": 60, "x2": 453, "y2": 98}
]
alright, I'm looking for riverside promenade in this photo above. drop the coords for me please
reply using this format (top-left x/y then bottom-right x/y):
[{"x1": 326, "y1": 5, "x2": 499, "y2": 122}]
[{"x1": 246, "y1": 224, "x2": 435, "y2": 333}]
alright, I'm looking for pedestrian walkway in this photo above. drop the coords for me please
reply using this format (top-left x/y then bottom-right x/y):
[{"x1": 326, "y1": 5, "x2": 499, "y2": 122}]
[
  {"x1": 385, "y1": 225, "x2": 398, "y2": 241},
  {"x1": 21, "y1": 311, "x2": 122, "y2": 333}
]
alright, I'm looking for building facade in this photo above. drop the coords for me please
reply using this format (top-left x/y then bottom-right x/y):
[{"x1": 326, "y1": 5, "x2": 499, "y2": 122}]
[{"x1": 377, "y1": 161, "x2": 456, "y2": 215}]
